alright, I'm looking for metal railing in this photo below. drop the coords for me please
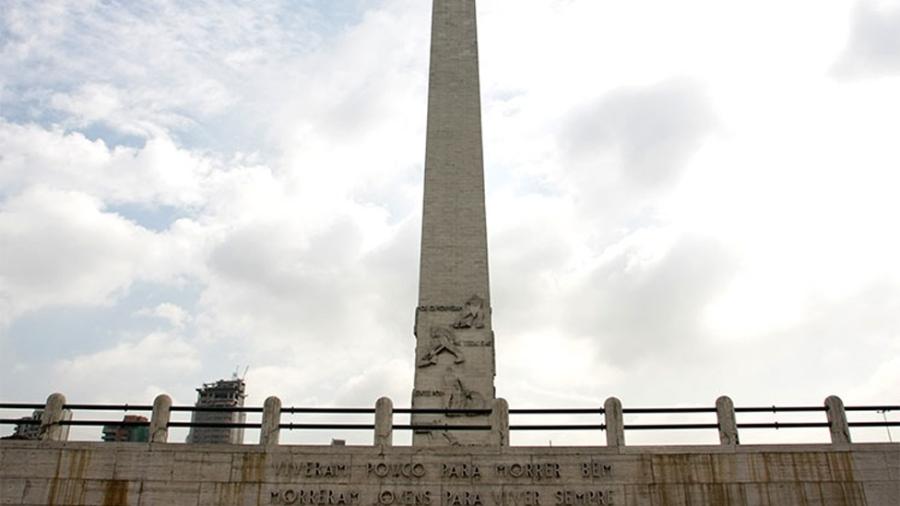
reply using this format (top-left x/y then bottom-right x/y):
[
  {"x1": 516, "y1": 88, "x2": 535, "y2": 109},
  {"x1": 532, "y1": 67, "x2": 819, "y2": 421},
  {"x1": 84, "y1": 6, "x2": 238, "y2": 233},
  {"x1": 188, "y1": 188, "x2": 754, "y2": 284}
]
[{"x1": 1, "y1": 394, "x2": 897, "y2": 447}]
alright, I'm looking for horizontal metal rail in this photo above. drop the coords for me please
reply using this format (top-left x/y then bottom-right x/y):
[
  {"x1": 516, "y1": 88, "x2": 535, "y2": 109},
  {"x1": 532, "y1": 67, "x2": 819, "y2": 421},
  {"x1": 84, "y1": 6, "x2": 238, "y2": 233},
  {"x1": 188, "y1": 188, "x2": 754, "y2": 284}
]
[
  {"x1": 510, "y1": 424, "x2": 606, "y2": 431},
  {"x1": 63, "y1": 404, "x2": 153, "y2": 411},
  {"x1": 170, "y1": 406, "x2": 263, "y2": 413},
  {"x1": 849, "y1": 421, "x2": 900, "y2": 427},
  {"x1": 0, "y1": 403, "x2": 45, "y2": 410},
  {"x1": 398, "y1": 425, "x2": 492, "y2": 431},
  {"x1": 394, "y1": 408, "x2": 492, "y2": 415},
  {"x1": 735, "y1": 406, "x2": 826, "y2": 413},
  {"x1": 0, "y1": 418, "x2": 40, "y2": 425},
  {"x1": 4, "y1": 404, "x2": 893, "y2": 416},
  {"x1": 279, "y1": 423, "x2": 373, "y2": 430},
  {"x1": 625, "y1": 423, "x2": 719, "y2": 430},
  {"x1": 62, "y1": 420, "x2": 151, "y2": 427},
  {"x1": 2, "y1": 403, "x2": 896, "y2": 440},
  {"x1": 4, "y1": 414, "x2": 888, "y2": 430},
  {"x1": 282, "y1": 407, "x2": 374, "y2": 414},
  {"x1": 738, "y1": 422, "x2": 830, "y2": 429},
  {"x1": 13, "y1": 421, "x2": 895, "y2": 432},
  {"x1": 168, "y1": 421, "x2": 260, "y2": 429},
  {"x1": 624, "y1": 407, "x2": 717, "y2": 414},
  {"x1": 510, "y1": 408, "x2": 604, "y2": 414},
  {"x1": 278, "y1": 424, "x2": 495, "y2": 431}
]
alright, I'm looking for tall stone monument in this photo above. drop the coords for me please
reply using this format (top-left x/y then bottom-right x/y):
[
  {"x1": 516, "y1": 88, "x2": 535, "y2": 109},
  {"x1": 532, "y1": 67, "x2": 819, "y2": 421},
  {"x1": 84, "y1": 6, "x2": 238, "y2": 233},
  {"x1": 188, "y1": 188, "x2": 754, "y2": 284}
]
[{"x1": 412, "y1": 0, "x2": 496, "y2": 446}]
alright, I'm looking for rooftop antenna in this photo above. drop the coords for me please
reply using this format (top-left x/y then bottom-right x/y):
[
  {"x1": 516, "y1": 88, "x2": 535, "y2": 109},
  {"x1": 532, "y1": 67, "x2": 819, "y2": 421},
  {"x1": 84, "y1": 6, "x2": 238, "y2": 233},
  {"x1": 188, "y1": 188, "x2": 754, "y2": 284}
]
[{"x1": 879, "y1": 409, "x2": 893, "y2": 443}]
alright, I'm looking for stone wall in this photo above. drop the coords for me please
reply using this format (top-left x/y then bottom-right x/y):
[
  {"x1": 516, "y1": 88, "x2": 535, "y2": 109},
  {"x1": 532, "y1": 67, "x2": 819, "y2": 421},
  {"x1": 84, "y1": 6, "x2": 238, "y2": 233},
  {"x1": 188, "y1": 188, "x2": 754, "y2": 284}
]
[{"x1": 1, "y1": 441, "x2": 897, "y2": 505}]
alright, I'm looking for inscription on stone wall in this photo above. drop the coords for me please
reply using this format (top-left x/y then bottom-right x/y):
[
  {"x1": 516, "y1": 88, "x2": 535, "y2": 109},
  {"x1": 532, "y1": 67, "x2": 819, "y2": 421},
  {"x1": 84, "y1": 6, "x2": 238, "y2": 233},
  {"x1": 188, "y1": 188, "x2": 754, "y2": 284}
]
[
  {"x1": 445, "y1": 492, "x2": 484, "y2": 506},
  {"x1": 491, "y1": 490, "x2": 541, "y2": 506},
  {"x1": 275, "y1": 462, "x2": 349, "y2": 478},
  {"x1": 269, "y1": 461, "x2": 616, "y2": 506},
  {"x1": 491, "y1": 490, "x2": 614, "y2": 506},
  {"x1": 378, "y1": 490, "x2": 433, "y2": 505},
  {"x1": 492, "y1": 491, "x2": 541, "y2": 506},
  {"x1": 496, "y1": 463, "x2": 560, "y2": 481},
  {"x1": 269, "y1": 489, "x2": 615, "y2": 506},
  {"x1": 270, "y1": 490, "x2": 359, "y2": 505},
  {"x1": 580, "y1": 463, "x2": 612, "y2": 479},
  {"x1": 367, "y1": 463, "x2": 427, "y2": 479},
  {"x1": 272, "y1": 461, "x2": 610, "y2": 482},
  {"x1": 417, "y1": 305, "x2": 464, "y2": 312},
  {"x1": 553, "y1": 490, "x2": 614, "y2": 505},
  {"x1": 413, "y1": 390, "x2": 445, "y2": 397},
  {"x1": 442, "y1": 463, "x2": 481, "y2": 479}
]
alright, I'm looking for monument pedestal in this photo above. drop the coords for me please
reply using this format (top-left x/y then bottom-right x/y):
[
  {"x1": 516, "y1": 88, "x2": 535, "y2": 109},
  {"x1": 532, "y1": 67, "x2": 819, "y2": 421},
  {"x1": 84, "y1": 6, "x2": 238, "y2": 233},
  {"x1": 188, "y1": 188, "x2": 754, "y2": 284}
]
[{"x1": 412, "y1": 301, "x2": 496, "y2": 446}]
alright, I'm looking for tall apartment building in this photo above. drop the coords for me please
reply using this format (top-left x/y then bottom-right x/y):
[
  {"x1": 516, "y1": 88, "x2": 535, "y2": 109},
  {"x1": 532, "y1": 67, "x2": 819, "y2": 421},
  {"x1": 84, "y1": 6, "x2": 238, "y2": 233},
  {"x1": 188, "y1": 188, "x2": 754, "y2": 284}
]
[
  {"x1": 185, "y1": 377, "x2": 247, "y2": 444},
  {"x1": 101, "y1": 415, "x2": 149, "y2": 442},
  {"x1": 4, "y1": 410, "x2": 43, "y2": 440},
  {"x1": 0, "y1": 409, "x2": 74, "y2": 441}
]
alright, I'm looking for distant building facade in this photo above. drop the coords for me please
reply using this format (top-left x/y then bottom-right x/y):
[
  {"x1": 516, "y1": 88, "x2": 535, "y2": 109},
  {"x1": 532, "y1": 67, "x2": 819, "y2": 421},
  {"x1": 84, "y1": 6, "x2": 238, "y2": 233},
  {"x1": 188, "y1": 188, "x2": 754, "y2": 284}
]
[
  {"x1": 3, "y1": 410, "x2": 43, "y2": 440},
  {"x1": 0, "y1": 409, "x2": 72, "y2": 441},
  {"x1": 101, "y1": 415, "x2": 149, "y2": 442},
  {"x1": 186, "y1": 378, "x2": 246, "y2": 444},
  {"x1": 1, "y1": 409, "x2": 73, "y2": 441}
]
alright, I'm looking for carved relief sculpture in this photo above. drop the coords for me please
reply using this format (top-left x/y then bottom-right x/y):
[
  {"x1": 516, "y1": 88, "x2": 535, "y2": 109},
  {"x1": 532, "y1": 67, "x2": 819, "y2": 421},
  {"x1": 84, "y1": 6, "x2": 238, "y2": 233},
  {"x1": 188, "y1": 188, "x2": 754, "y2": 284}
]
[
  {"x1": 452, "y1": 295, "x2": 486, "y2": 329},
  {"x1": 418, "y1": 327, "x2": 465, "y2": 368},
  {"x1": 445, "y1": 377, "x2": 485, "y2": 417}
]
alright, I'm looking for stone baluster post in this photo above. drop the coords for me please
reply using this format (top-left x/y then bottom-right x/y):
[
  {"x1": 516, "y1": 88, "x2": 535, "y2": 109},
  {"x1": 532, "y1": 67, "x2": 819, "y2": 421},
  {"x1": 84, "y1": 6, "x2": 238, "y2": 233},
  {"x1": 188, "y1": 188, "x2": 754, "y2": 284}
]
[
  {"x1": 149, "y1": 394, "x2": 173, "y2": 443},
  {"x1": 716, "y1": 395, "x2": 740, "y2": 446},
  {"x1": 825, "y1": 395, "x2": 851, "y2": 445},
  {"x1": 260, "y1": 396, "x2": 283, "y2": 447},
  {"x1": 604, "y1": 397, "x2": 625, "y2": 448},
  {"x1": 39, "y1": 393, "x2": 68, "y2": 442},
  {"x1": 490, "y1": 398, "x2": 510, "y2": 447},
  {"x1": 374, "y1": 397, "x2": 394, "y2": 447}
]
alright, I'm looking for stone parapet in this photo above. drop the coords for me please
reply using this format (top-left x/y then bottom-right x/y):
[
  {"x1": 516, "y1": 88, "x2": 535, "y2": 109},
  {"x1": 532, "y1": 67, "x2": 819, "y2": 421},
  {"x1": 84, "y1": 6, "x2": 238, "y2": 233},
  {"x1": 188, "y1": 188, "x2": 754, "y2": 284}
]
[{"x1": 0, "y1": 441, "x2": 896, "y2": 505}]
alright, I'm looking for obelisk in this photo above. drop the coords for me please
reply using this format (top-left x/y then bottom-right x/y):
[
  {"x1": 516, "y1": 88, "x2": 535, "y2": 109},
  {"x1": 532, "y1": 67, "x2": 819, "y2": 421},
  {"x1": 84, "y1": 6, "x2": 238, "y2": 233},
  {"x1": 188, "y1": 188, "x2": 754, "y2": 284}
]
[{"x1": 412, "y1": 0, "x2": 496, "y2": 446}]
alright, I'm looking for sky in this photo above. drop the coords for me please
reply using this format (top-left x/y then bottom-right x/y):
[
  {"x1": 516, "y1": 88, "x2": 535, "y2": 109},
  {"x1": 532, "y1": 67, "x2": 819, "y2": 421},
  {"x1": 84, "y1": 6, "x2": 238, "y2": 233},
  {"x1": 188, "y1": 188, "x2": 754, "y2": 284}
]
[{"x1": 1, "y1": 0, "x2": 899, "y2": 446}]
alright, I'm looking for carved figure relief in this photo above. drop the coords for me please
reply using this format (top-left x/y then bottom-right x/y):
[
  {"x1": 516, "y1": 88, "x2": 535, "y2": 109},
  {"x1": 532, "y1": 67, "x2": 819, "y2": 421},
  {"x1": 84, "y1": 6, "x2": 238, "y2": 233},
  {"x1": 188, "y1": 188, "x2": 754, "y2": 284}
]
[
  {"x1": 421, "y1": 428, "x2": 461, "y2": 446},
  {"x1": 452, "y1": 295, "x2": 486, "y2": 329},
  {"x1": 445, "y1": 377, "x2": 485, "y2": 417},
  {"x1": 418, "y1": 327, "x2": 464, "y2": 368}
]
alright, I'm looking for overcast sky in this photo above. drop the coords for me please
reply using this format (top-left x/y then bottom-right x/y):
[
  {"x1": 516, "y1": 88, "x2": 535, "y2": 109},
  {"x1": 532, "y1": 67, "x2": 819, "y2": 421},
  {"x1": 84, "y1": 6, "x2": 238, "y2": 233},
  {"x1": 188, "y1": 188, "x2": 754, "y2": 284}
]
[{"x1": 1, "y1": 0, "x2": 898, "y2": 445}]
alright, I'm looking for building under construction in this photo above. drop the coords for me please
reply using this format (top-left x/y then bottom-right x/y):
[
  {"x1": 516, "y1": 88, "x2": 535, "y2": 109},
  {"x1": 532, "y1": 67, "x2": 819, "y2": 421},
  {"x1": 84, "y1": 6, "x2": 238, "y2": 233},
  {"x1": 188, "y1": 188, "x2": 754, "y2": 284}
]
[
  {"x1": 1, "y1": 410, "x2": 43, "y2": 440},
  {"x1": 101, "y1": 415, "x2": 149, "y2": 442},
  {"x1": 185, "y1": 377, "x2": 247, "y2": 444}
]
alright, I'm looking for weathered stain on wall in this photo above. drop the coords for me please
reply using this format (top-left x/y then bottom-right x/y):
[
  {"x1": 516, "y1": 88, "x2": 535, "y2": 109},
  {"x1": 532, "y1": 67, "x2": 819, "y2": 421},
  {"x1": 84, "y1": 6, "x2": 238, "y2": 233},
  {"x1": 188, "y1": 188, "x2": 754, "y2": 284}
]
[
  {"x1": 47, "y1": 449, "x2": 92, "y2": 505},
  {"x1": 101, "y1": 480, "x2": 128, "y2": 506}
]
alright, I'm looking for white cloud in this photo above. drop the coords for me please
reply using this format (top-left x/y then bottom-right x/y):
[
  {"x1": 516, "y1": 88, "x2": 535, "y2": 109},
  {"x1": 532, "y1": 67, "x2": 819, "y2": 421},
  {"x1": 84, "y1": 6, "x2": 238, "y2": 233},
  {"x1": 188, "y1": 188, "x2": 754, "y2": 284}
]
[
  {"x1": 834, "y1": 0, "x2": 900, "y2": 77},
  {"x1": 563, "y1": 79, "x2": 717, "y2": 190},
  {"x1": 53, "y1": 331, "x2": 201, "y2": 401},
  {"x1": 0, "y1": 121, "x2": 211, "y2": 206},
  {"x1": 136, "y1": 303, "x2": 191, "y2": 329},
  {"x1": 48, "y1": 83, "x2": 201, "y2": 138},
  {"x1": 0, "y1": 187, "x2": 204, "y2": 325}
]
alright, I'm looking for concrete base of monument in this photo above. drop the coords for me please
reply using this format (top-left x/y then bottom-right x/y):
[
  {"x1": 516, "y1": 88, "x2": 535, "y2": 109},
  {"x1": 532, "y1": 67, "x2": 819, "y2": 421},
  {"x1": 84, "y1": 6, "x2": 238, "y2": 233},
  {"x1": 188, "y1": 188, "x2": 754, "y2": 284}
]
[{"x1": 0, "y1": 441, "x2": 896, "y2": 506}]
